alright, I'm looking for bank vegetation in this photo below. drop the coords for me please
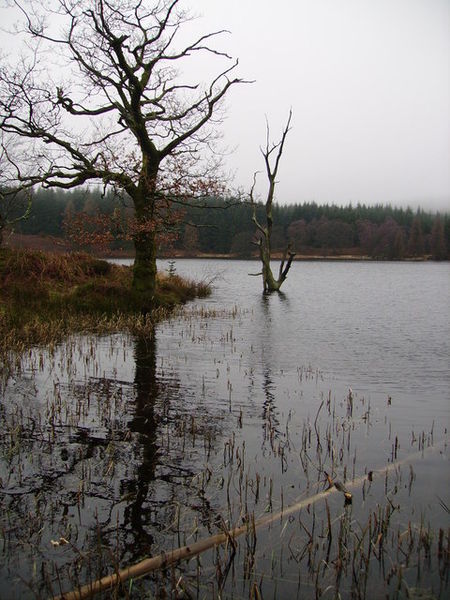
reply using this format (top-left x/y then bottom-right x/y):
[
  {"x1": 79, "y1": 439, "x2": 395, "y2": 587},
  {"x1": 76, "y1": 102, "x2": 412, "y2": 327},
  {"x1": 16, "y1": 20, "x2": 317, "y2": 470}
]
[{"x1": 0, "y1": 248, "x2": 210, "y2": 355}]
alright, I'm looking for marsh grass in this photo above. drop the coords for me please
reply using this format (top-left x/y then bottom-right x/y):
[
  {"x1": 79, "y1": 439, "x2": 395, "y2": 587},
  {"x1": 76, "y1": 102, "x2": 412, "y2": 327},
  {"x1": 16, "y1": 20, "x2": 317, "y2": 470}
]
[{"x1": 0, "y1": 247, "x2": 211, "y2": 355}]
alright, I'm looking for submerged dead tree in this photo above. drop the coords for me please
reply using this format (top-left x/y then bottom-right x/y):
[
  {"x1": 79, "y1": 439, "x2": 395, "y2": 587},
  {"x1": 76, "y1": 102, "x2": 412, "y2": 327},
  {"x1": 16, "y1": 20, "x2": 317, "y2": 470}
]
[
  {"x1": 250, "y1": 110, "x2": 295, "y2": 292},
  {"x1": 0, "y1": 0, "x2": 244, "y2": 308}
]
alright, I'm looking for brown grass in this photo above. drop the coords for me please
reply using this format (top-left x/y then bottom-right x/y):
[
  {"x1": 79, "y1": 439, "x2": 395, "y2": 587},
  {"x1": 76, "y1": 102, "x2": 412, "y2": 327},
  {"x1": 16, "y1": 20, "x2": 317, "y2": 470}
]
[{"x1": 0, "y1": 248, "x2": 210, "y2": 356}]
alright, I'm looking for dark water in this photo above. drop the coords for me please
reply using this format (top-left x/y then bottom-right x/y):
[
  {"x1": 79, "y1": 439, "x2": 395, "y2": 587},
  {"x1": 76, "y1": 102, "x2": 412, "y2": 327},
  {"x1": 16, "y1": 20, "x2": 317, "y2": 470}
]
[{"x1": 1, "y1": 260, "x2": 449, "y2": 599}]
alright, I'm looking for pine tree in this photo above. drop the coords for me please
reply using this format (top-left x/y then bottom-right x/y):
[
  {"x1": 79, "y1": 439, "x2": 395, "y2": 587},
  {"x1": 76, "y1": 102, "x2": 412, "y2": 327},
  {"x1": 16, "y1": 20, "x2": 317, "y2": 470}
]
[
  {"x1": 407, "y1": 217, "x2": 425, "y2": 257},
  {"x1": 430, "y1": 215, "x2": 447, "y2": 260}
]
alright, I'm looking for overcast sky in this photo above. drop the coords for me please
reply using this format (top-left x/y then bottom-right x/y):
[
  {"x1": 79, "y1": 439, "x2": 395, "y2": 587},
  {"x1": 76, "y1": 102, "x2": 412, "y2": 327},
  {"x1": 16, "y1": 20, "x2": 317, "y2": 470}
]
[
  {"x1": 0, "y1": 0, "x2": 449, "y2": 212},
  {"x1": 191, "y1": 0, "x2": 449, "y2": 211}
]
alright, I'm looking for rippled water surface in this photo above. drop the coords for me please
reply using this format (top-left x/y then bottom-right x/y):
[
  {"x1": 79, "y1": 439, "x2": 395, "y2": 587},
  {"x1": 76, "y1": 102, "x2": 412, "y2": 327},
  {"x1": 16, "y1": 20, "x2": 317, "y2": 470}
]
[{"x1": 1, "y1": 259, "x2": 449, "y2": 599}]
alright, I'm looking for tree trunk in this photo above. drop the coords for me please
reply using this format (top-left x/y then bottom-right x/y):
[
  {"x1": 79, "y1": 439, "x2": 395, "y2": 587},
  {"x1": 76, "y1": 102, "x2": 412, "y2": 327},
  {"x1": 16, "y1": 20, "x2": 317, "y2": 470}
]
[
  {"x1": 131, "y1": 165, "x2": 159, "y2": 309},
  {"x1": 132, "y1": 230, "x2": 158, "y2": 308},
  {"x1": 257, "y1": 238, "x2": 294, "y2": 293},
  {"x1": 264, "y1": 267, "x2": 282, "y2": 292},
  {"x1": 251, "y1": 111, "x2": 294, "y2": 293}
]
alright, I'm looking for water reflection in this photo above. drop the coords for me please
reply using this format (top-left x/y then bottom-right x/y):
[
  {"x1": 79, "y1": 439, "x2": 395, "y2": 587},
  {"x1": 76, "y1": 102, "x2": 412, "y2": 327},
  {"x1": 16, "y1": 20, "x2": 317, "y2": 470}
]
[
  {"x1": 1, "y1": 260, "x2": 449, "y2": 599},
  {"x1": 0, "y1": 326, "x2": 231, "y2": 598},
  {"x1": 123, "y1": 334, "x2": 159, "y2": 552},
  {"x1": 259, "y1": 295, "x2": 284, "y2": 442}
]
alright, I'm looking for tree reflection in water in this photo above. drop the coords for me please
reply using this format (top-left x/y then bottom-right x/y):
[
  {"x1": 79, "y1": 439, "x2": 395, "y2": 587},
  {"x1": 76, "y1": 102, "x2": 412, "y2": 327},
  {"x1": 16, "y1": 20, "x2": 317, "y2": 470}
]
[
  {"x1": 0, "y1": 326, "x2": 229, "y2": 599},
  {"x1": 259, "y1": 294, "x2": 286, "y2": 442},
  {"x1": 123, "y1": 334, "x2": 159, "y2": 555}
]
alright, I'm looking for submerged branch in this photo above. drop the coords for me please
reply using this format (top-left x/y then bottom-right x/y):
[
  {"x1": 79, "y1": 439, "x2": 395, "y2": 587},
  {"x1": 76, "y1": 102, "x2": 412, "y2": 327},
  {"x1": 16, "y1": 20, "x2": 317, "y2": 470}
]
[{"x1": 54, "y1": 442, "x2": 445, "y2": 600}]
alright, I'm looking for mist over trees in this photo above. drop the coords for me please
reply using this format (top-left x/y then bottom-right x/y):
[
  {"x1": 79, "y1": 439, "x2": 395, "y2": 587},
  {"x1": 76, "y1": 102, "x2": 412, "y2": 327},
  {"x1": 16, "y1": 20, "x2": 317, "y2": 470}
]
[
  {"x1": 1, "y1": 0, "x2": 447, "y2": 278},
  {"x1": 6, "y1": 187, "x2": 449, "y2": 260}
]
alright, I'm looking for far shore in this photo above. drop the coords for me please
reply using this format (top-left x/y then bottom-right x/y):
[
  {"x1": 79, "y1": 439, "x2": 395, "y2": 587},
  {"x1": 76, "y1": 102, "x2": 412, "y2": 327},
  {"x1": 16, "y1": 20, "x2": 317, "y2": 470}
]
[{"x1": 3, "y1": 232, "x2": 439, "y2": 262}]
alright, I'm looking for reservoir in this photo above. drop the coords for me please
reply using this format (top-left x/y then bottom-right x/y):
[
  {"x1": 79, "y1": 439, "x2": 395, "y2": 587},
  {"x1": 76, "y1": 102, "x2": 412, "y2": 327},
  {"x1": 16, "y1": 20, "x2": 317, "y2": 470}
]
[{"x1": 1, "y1": 259, "x2": 449, "y2": 599}]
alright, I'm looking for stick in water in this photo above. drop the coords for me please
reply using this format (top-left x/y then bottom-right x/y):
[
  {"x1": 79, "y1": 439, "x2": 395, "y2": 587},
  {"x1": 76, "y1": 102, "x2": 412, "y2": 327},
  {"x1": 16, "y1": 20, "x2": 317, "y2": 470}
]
[{"x1": 53, "y1": 442, "x2": 445, "y2": 600}]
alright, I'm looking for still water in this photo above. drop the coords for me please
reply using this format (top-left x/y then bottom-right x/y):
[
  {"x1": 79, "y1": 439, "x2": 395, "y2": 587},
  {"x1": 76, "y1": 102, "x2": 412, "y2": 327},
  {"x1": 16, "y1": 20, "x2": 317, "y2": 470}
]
[{"x1": 1, "y1": 259, "x2": 449, "y2": 599}]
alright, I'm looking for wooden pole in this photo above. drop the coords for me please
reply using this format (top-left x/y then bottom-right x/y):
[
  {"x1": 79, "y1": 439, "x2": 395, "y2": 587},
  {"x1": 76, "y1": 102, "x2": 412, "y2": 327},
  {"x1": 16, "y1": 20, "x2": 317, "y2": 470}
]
[{"x1": 53, "y1": 443, "x2": 444, "y2": 600}]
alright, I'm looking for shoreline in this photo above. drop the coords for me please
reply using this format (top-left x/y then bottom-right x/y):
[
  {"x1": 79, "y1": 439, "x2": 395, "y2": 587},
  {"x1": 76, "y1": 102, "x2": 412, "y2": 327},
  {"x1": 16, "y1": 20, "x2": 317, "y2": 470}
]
[{"x1": 2, "y1": 232, "x2": 440, "y2": 262}]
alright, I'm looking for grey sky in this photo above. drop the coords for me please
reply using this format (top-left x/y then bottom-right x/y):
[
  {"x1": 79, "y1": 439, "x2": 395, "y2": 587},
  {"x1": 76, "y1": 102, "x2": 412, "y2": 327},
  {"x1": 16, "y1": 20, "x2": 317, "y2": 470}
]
[
  {"x1": 0, "y1": 0, "x2": 448, "y2": 211},
  {"x1": 192, "y1": 0, "x2": 450, "y2": 211}
]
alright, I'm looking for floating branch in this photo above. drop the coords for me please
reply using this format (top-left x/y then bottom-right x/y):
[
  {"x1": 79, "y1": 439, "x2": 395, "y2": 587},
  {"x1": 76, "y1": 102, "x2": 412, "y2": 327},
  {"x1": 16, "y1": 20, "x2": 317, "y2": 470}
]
[{"x1": 54, "y1": 442, "x2": 445, "y2": 600}]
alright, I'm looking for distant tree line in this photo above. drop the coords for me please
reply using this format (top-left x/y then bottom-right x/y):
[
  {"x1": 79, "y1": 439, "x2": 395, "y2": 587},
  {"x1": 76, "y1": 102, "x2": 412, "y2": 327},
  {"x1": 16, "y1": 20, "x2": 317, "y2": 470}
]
[{"x1": 5, "y1": 187, "x2": 449, "y2": 260}]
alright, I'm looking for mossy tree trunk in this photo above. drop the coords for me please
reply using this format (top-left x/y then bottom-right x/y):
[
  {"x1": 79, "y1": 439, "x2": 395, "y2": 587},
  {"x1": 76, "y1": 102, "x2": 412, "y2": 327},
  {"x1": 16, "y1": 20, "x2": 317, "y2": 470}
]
[
  {"x1": 129, "y1": 162, "x2": 160, "y2": 307},
  {"x1": 0, "y1": 0, "x2": 244, "y2": 310},
  {"x1": 255, "y1": 237, "x2": 295, "y2": 292},
  {"x1": 251, "y1": 111, "x2": 295, "y2": 293},
  {"x1": 132, "y1": 230, "x2": 158, "y2": 305}
]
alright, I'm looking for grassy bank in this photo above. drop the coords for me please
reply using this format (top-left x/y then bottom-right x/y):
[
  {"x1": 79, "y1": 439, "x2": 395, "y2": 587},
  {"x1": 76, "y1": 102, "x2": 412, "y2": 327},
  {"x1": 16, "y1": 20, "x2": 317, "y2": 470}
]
[{"x1": 0, "y1": 247, "x2": 210, "y2": 353}]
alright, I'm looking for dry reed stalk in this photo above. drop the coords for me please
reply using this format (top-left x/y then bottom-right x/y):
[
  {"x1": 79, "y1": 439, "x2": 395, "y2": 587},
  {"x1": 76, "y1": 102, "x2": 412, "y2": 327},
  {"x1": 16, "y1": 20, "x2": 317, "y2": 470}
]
[{"x1": 53, "y1": 442, "x2": 445, "y2": 600}]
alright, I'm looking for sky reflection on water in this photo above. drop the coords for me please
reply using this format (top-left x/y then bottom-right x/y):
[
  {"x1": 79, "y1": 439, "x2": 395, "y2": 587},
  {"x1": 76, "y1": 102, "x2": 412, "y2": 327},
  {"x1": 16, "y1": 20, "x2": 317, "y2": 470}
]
[{"x1": 1, "y1": 260, "x2": 449, "y2": 598}]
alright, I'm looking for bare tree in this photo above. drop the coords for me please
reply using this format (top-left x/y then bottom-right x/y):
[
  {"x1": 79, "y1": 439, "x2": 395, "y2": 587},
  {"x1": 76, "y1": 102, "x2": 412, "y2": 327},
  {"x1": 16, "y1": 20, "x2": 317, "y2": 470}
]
[
  {"x1": 0, "y1": 0, "x2": 244, "y2": 306},
  {"x1": 250, "y1": 111, "x2": 295, "y2": 292}
]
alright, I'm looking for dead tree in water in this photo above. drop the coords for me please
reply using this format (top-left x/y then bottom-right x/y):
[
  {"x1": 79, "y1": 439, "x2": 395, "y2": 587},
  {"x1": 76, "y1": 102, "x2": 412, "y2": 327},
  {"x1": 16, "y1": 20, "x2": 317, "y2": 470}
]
[{"x1": 250, "y1": 110, "x2": 295, "y2": 292}]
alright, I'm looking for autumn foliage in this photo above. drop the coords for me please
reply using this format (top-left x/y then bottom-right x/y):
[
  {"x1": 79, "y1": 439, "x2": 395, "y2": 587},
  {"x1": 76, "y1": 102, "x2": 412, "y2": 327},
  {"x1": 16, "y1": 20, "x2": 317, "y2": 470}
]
[{"x1": 62, "y1": 208, "x2": 182, "y2": 253}]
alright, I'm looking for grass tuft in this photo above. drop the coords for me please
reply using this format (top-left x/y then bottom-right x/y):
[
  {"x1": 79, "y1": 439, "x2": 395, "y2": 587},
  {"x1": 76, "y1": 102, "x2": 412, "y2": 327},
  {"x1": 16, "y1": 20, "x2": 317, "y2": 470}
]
[{"x1": 0, "y1": 248, "x2": 211, "y2": 356}]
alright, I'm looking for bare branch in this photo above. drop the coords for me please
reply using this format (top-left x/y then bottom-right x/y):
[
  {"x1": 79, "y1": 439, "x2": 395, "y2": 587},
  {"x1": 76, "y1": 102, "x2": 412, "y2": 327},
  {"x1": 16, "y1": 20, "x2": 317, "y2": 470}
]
[
  {"x1": 1, "y1": 0, "x2": 248, "y2": 301},
  {"x1": 159, "y1": 60, "x2": 246, "y2": 159},
  {"x1": 249, "y1": 110, "x2": 294, "y2": 292}
]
